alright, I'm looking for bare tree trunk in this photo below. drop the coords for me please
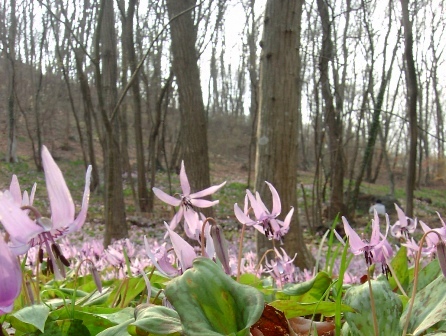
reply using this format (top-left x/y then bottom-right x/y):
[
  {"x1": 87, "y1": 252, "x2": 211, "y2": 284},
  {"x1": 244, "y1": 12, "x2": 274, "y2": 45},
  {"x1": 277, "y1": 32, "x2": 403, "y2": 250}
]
[
  {"x1": 121, "y1": 0, "x2": 150, "y2": 212},
  {"x1": 165, "y1": 0, "x2": 213, "y2": 212},
  {"x1": 317, "y1": 0, "x2": 346, "y2": 219},
  {"x1": 95, "y1": 0, "x2": 128, "y2": 245},
  {"x1": 255, "y1": 0, "x2": 314, "y2": 269},
  {"x1": 5, "y1": 0, "x2": 18, "y2": 163},
  {"x1": 400, "y1": 0, "x2": 418, "y2": 217}
]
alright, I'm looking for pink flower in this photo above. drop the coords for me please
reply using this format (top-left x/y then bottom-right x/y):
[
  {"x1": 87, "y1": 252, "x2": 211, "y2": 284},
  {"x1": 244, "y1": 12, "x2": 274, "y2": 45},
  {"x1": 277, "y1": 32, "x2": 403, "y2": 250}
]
[
  {"x1": 152, "y1": 161, "x2": 225, "y2": 231},
  {"x1": 391, "y1": 204, "x2": 417, "y2": 240},
  {"x1": 234, "y1": 182, "x2": 293, "y2": 241},
  {"x1": 265, "y1": 247, "x2": 298, "y2": 287},
  {"x1": 337, "y1": 211, "x2": 389, "y2": 267},
  {"x1": 0, "y1": 234, "x2": 22, "y2": 315},
  {"x1": 0, "y1": 146, "x2": 92, "y2": 279}
]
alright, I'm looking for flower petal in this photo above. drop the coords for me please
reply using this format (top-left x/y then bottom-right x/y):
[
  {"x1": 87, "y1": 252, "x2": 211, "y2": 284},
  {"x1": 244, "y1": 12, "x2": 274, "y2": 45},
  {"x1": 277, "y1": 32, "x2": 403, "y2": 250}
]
[
  {"x1": 9, "y1": 175, "x2": 22, "y2": 205},
  {"x1": 164, "y1": 223, "x2": 196, "y2": 271},
  {"x1": 234, "y1": 203, "x2": 254, "y2": 225},
  {"x1": 0, "y1": 192, "x2": 42, "y2": 246},
  {"x1": 265, "y1": 181, "x2": 281, "y2": 216},
  {"x1": 71, "y1": 165, "x2": 92, "y2": 232},
  {"x1": 0, "y1": 236, "x2": 22, "y2": 314},
  {"x1": 190, "y1": 199, "x2": 219, "y2": 208},
  {"x1": 41, "y1": 145, "x2": 75, "y2": 229},
  {"x1": 189, "y1": 181, "x2": 226, "y2": 199},
  {"x1": 341, "y1": 216, "x2": 365, "y2": 254},
  {"x1": 179, "y1": 161, "x2": 191, "y2": 196},
  {"x1": 152, "y1": 187, "x2": 181, "y2": 206},
  {"x1": 394, "y1": 204, "x2": 408, "y2": 228}
]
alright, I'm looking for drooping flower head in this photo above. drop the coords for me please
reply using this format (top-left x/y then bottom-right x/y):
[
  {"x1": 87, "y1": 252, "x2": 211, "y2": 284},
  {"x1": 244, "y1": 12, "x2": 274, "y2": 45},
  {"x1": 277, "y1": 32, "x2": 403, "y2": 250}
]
[
  {"x1": 391, "y1": 204, "x2": 417, "y2": 240},
  {"x1": 234, "y1": 181, "x2": 293, "y2": 242},
  {"x1": 338, "y1": 211, "x2": 390, "y2": 267},
  {"x1": 264, "y1": 247, "x2": 298, "y2": 287},
  {"x1": 0, "y1": 146, "x2": 92, "y2": 279},
  {"x1": 152, "y1": 160, "x2": 226, "y2": 232}
]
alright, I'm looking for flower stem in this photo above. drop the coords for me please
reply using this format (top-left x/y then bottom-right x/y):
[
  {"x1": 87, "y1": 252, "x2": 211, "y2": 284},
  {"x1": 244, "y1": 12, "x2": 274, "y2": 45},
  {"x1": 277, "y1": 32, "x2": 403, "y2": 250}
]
[
  {"x1": 367, "y1": 269, "x2": 379, "y2": 336},
  {"x1": 236, "y1": 223, "x2": 246, "y2": 282}
]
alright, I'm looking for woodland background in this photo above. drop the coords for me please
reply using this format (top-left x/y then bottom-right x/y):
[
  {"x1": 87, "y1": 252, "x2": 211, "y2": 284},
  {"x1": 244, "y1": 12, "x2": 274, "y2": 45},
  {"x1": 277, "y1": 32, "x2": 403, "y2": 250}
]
[{"x1": 1, "y1": 0, "x2": 445, "y2": 268}]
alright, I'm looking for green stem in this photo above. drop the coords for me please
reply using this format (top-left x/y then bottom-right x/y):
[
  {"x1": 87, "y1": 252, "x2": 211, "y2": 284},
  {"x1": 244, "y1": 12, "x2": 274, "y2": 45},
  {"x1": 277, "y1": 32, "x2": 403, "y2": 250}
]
[{"x1": 367, "y1": 270, "x2": 379, "y2": 336}]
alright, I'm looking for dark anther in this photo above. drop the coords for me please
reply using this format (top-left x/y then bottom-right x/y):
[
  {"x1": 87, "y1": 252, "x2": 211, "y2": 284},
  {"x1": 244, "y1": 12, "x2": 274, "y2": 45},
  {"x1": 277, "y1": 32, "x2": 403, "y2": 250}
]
[
  {"x1": 38, "y1": 248, "x2": 44, "y2": 263},
  {"x1": 59, "y1": 254, "x2": 71, "y2": 267}
]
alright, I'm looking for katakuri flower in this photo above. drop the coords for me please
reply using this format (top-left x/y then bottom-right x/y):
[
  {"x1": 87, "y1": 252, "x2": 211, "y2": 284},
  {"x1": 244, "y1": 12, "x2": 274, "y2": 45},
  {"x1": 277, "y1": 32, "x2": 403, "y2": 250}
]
[
  {"x1": 152, "y1": 160, "x2": 226, "y2": 231},
  {"x1": 337, "y1": 211, "x2": 389, "y2": 267},
  {"x1": 0, "y1": 234, "x2": 22, "y2": 315},
  {"x1": 234, "y1": 182, "x2": 293, "y2": 241},
  {"x1": 265, "y1": 247, "x2": 298, "y2": 287},
  {"x1": 0, "y1": 145, "x2": 92, "y2": 279},
  {"x1": 391, "y1": 204, "x2": 417, "y2": 240}
]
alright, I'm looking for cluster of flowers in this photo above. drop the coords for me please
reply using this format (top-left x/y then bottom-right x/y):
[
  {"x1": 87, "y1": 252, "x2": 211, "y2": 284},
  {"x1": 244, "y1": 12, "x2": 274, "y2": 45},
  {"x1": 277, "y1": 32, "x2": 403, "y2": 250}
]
[
  {"x1": 340, "y1": 202, "x2": 446, "y2": 278},
  {"x1": 3, "y1": 146, "x2": 445, "y2": 319},
  {"x1": 0, "y1": 146, "x2": 92, "y2": 315},
  {"x1": 0, "y1": 151, "x2": 299, "y2": 315}
]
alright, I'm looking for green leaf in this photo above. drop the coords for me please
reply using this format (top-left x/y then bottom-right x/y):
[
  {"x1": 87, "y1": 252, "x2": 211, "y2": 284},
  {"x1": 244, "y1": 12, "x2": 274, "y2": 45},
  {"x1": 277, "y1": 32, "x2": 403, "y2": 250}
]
[
  {"x1": 165, "y1": 257, "x2": 264, "y2": 336},
  {"x1": 96, "y1": 319, "x2": 133, "y2": 336},
  {"x1": 128, "y1": 305, "x2": 182, "y2": 336},
  {"x1": 388, "y1": 245, "x2": 409, "y2": 292},
  {"x1": 343, "y1": 276, "x2": 402, "y2": 336},
  {"x1": 9, "y1": 304, "x2": 50, "y2": 333},
  {"x1": 106, "y1": 278, "x2": 147, "y2": 308},
  {"x1": 401, "y1": 273, "x2": 446, "y2": 335},
  {"x1": 407, "y1": 259, "x2": 441, "y2": 293},
  {"x1": 282, "y1": 271, "x2": 332, "y2": 302},
  {"x1": 49, "y1": 306, "x2": 133, "y2": 335},
  {"x1": 269, "y1": 300, "x2": 354, "y2": 318}
]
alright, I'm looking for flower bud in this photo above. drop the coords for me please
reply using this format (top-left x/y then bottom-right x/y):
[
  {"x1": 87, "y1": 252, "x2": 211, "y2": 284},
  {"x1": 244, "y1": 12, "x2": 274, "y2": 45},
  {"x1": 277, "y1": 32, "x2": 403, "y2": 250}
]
[
  {"x1": 436, "y1": 240, "x2": 446, "y2": 278},
  {"x1": 210, "y1": 224, "x2": 231, "y2": 274},
  {"x1": 89, "y1": 265, "x2": 102, "y2": 293}
]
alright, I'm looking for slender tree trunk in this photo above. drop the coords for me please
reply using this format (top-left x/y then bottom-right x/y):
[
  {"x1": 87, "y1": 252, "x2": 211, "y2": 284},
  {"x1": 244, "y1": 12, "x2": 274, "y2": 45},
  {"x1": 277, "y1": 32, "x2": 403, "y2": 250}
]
[
  {"x1": 317, "y1": 0, "x2": 346, "y2": 219},
  {"x1": 400, "y1": 0, "x2": 418, "y2": 217},
  {"x1": 95, "y1": 0, "x2": 128, "y2": 246},
  {"x1": 6, "y1": 0, "x2": 18, "y2": 163}
]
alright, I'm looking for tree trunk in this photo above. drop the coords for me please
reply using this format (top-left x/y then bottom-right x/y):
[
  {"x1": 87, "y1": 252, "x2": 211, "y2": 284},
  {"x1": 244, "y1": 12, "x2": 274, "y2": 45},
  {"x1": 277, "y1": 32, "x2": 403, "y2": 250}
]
[
  {"x1": 165, "y1": 0, "x2": 213, "y2": 210},
  {"x1": 96, "y1": 0, "x2": 128, "y2": 246},
  {"x1": 317, "y1": 0, "x2": 346, "y2": 220},
  {"x1": 255, "y1": 0, "x2": 314, "y2": 270},
  {"x1": 6, "y1": 0, "x2": 18, "y2": 163},
  {"x1": 400, "y1": 0, "x2": 418, "y2": 217}
]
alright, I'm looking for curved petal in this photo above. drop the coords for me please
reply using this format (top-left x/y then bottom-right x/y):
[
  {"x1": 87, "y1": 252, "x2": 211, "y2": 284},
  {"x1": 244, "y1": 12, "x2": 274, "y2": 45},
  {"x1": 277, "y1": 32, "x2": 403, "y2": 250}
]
[
  {"x1": 341, "y1": 216, "x2": 365, "y2": 253},
  {"x1": 190, "y1": 198, "x2": 219, "y2": 208},
  {"x1": 9, "y1": 175, "x2": 22, "y2": 204},
  {"x1": 370, "y1": 210, "x2": 381, "y2": 245},
  {"x1": 179, "y1": 161, "x2": 191, "y2": 196},
  {"x1": 71, "y1": 165, "x2": 92, "y2": 232},
  {"x1": 0, "y1": 236, "x2": 22, "y2": 314},
  {"x1": 234, "y1": 203, "x2": 255, "y2": 225},
  {"x1": 248, "y1": 191, "x2": 265, "y2": 219},
  {"x1": 42, "y1": 145, "x2": 75, "y2": 229},
  {"x1": 265, "y1": 181, "x2": 281, "y2": 216},
  {"x1": 281, "y1": 207, "x2": 294, "y2": 232},
  {"x1": 394, "y1": 204, "x2": 408, "y2": 228},
  {"x1": 0, "y1": 192, "x2": 42, "y2": 245},
  {"x1": 189, "y1": 181, "x2": 226, "y2": 199},
  {"x1": 152, "y1": 187, "x2": 181, "y2": 206},
  {"x1": 164, "y1": 223, "x2": 196, "y2": 271}
]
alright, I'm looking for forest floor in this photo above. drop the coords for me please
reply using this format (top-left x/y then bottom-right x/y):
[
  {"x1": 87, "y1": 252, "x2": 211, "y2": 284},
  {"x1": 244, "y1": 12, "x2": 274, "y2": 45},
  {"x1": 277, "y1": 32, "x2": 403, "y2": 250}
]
[{"x1": 1, "y1": 138, "x2": 446, "y2": 256}]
